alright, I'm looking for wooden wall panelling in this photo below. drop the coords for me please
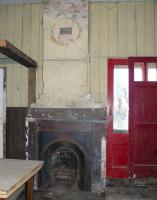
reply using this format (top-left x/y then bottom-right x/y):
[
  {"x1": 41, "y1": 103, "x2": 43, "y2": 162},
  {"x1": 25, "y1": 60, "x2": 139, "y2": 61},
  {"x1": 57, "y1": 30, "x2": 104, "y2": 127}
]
[
  {"x1": 37, "y1": 4, "x2": 43, "y2": 98},
  {"x1": 89, "y1": 4, "x2": 100, "y2": 102},
  {"x1": 99, "y1": 4, "x2": 109, "y2": 58},
  {"x1": 99, "y1": 58, "x2": 107, "y2": 105},
  {"x1": 89, "y1": 58, "x2": 100, "y2": 102},
  {"x1": 30, "y1": 4, "x2": 39, "y2": 102},
  {"x1": 21, "y1": 4, "x2": 31, "y2": 107},
  {"x1": 145, "y1": 2, "x2": 155, "y2": 56},
  {"x1": 28, "y1": 4, "x2": 41, "y2": 105},
  {"x1": 6, "y1": 107, "x2": 27, "y2": 159},
  {"x1": 126, "y1": 2, "x2": 136, "y2": 56},
  {"x1": 108, "y1": 3, "x2": 118, "y2": 57},
  {"x1": 136, "y1": 2, "x2": 146, "y2": 56},
  {"x1": 0, "y1": 4, "x2": 42, "y2": 107},
  {"x1": 90, "y1": 3, "x2": 100, "y2": 58},
  {"x1": 12, "y1": 5, "x2": 23, "y2": 107},
  {"x1": 89, "y1": 2, "x2": 157, "y2": 107},
  {"x1": 117, "y1": 2, "x2": 127, "y2": 57},
  {"x1": 31, "y1": 4, "x2": 43, "y2": 98},
  {"x1": 6, "y1": 6, "x2": 14, "y2": 107},
  {"x1": 0, "y1": 6, "x2": 7, "y2": 40}
]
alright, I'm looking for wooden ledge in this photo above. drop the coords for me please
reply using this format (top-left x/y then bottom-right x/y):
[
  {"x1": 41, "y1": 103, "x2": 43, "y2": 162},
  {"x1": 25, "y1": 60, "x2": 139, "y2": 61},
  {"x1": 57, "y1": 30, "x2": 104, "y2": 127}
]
[{"x1": 0, "y1": 39, "x2": 37, "y2": 68}]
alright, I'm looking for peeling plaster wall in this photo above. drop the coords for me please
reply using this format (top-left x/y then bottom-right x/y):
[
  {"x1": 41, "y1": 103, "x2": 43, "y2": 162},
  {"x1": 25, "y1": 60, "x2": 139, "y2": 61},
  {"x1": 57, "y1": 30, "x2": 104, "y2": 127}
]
[{"x1": 33, "y1": 0, "x2": 100, "y2": 108}]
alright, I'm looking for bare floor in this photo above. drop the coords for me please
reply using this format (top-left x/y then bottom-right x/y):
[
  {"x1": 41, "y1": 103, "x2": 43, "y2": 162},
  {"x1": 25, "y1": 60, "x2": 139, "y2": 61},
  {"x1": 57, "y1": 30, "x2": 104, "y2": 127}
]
[
  {"x1": 105, "y1": 186, "x2": 157, "y2": 200},
  {"x1": 18, "y1": 186, "x2": 157, "y2": 200}
]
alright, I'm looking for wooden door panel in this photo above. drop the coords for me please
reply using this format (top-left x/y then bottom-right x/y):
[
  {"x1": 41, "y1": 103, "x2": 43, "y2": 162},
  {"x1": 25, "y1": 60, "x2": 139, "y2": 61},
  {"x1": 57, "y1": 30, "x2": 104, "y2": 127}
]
[
  {"x1": 134, "y1": 86, "x2": 157, "y2": 123},
  {"x1": 133, "y1": 126, "x2": 157, "y2": 164},
  {"x1": 129, "y1": 57, "x2": 157, "y2": 178}
]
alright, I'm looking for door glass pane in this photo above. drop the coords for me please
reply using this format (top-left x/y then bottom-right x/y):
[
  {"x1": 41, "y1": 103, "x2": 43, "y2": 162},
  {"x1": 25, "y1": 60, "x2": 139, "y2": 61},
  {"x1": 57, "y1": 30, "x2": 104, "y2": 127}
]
[
  {"x1": 134, "y1": 62, "x2": 144, "y2": 81},
  {"x1": 147, "y1": 63, "x2": 157, "y2": 81},
  {"x1": 113, "y1": 66, "x2": 128, "y2": 132}
]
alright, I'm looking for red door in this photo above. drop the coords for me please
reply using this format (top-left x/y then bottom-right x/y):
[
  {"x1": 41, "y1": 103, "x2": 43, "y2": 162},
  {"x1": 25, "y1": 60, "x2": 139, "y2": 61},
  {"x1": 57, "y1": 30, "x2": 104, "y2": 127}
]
[
  {"x1": 129, "y1": 57, "x2": 157, "y2": 178},
  {"x1": 107, "y1": 59, "x2": 129, "y2": 178}
]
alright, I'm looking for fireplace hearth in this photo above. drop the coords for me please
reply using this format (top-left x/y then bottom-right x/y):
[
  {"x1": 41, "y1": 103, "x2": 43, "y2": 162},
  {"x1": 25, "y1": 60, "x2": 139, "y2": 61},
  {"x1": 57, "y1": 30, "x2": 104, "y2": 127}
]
[{"x1": 25, "y1": 108, "x2": 106, "y2": 193}]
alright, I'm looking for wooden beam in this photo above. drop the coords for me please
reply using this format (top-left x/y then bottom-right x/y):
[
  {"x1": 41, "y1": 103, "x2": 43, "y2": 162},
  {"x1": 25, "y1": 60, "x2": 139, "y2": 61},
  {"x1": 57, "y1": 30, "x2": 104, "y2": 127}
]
[{"x1": 0, "y1": 40, "x2": 37, "y2": 68}]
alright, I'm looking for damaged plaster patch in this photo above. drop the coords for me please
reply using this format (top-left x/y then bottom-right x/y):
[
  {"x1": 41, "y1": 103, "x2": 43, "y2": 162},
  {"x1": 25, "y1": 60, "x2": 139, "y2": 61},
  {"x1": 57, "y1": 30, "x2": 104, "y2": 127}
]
[{"x1": 44, "y1": 0, "x2": 88, "y2": 19}]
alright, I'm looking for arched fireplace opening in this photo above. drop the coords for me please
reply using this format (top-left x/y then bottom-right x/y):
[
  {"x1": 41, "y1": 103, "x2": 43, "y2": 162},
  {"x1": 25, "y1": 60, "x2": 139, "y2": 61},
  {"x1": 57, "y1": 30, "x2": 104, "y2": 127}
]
[
  {"x1": 51, "y1": 148, "x2": 78, "y2": 190},
  {"x1": 40, "y1": 141, "x2": 87, "y2": 191}
]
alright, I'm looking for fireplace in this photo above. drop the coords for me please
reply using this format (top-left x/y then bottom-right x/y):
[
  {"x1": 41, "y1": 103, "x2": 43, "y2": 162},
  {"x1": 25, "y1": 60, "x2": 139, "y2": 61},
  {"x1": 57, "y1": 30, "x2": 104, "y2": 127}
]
[
  {"x1": 50, "y1": 146, "x2": 78, "y2": 190},
  {"x1": 40, "y1": 141, "x2": 86, "y2": 191},
  {"x1": 25, "y1": 108, "x2": 106, "y2": 193},
  {"x1": 38, "y1": 130, "x2": 91, "y2": 191}
]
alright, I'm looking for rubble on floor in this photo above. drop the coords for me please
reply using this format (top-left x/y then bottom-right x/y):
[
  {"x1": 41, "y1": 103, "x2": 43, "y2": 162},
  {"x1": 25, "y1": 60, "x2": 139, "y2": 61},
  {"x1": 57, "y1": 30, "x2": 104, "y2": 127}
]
[{"x1": 17, "y1": 186, "x2": 157, "y2": 200}]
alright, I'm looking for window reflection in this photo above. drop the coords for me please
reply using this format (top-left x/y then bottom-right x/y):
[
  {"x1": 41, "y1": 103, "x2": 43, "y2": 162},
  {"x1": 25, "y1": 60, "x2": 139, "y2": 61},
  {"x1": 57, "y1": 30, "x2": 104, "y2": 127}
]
[
  {"x1": 134, "y1": 62, "x2": 144, "y2": 81},
  {"x1": 147, "y1": 63, "x2": 157, "y2": 81},
  {"x1": 113, "y1": 66, "x2": 128, "y2": 132}
]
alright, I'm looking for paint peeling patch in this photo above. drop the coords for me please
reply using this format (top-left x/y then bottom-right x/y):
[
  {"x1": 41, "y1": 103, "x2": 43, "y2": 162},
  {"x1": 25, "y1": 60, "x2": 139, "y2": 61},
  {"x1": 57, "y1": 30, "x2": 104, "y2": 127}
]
[
  {"x1": 25, "y1": 118, "x2": 29, "y2": 160},
  {"x1": 82, "y1": 93, "x2": 102, "y2": 108},
  {"x1": 25, "y1": 117, "x2": 37, "y2": 160},
  {"x1": 101, "y1": 137, "x2": 106, "y2": 190}
]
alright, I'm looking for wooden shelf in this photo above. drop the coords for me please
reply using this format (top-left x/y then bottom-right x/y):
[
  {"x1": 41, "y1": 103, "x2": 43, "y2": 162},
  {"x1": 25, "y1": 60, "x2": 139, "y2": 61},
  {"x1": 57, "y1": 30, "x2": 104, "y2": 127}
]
[{"x1": 0, "y1": 40, "x2": 37, "y2": 68}]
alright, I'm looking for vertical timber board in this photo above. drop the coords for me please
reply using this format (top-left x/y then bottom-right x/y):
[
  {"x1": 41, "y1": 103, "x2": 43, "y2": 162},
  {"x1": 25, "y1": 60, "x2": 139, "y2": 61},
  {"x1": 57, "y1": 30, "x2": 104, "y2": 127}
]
[
  {"x1": 6, "y1": 107, "x2": 27, "y2": 159},
  {"x1": 89, "y1": 58, "x2": 100, "y2": 102},
  {"x1": 30, "y1": 4, "x2": 40, "y2": 100},
  {"x1": 99, "y1": 4, "x2": 109, "y2": 58},
  {"x1": 6, "y1": 5, "x2": 14, "y2": 107},
  {"x1": 117, "y1": 2, "x2": 127, "y2": 57},
  {"x1": 6, "y1": 108, "x2": 18, "y2": 158},
  {"x1": 30, "y1": 4, "x2": 40, "y2": 62},
  {"x1": 89, "y1": 3, "x2": 100, "y2": 102},
  {"x1": 136, "y1": 2, "x2": 146, "y2": 56},
  {"x1": 89, "y1": 3, "x2": 100, "y2": 58},
  {"x1": 127, "y1": 2, "x2": 136, "y2": 56},
  {"x1": 12, "y1": 5, "x2": 23, "y2": 106},
  {"x1": 99, "y1": 58, "x2": 107, "y2": 106},
  {"x1": 0, "y1": 6, "x2": 7, "y2": 40},
  {"x1": 37, "y1": 4, "x2": 43, "y2": 97},
  {"x1": 21, "y1": 4, "x2": 31, "y2": 107},
  {"x1": 108, "y1": 3, "x2": 118, "y2": 57},
  {"x1": 145, "y1": 2, "x2": 155, "y2": 56},
  {"x1": 0, "y1": 4, "x2": 42, "y2": 107}
]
